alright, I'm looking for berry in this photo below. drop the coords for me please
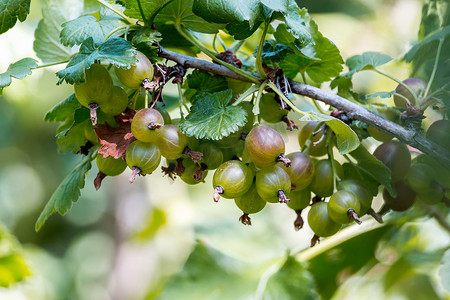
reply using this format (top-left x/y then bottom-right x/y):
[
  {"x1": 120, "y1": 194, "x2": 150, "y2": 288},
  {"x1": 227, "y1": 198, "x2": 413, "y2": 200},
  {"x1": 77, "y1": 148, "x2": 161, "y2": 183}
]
[
  {"x1": 328, "y1": 190, "x2": 361, "y2": 224},
  {"x1": 393, "y1": 78, "x2": 427, "y2": 108},
  {"x1": 373, "y1": 140, "x2": 411, "y2": 183},
  {"x1": 101, "y1": 86, "x2": 129, "y2": 116},
  {"x1": 426, "y1": 120, "x2": 450, "y2": 152},
  {"x1": 255, "y1": 165, "x2": 291, "y2": 203},
  {"x1": 115, "y1": 51, "x2": 154, "y2": 89},
  {"x1": 131, "y1": 108, "x2": 165, "y2": 142},
  {"x1": 244, "y1": 125, "x2": 290, "y2": 168},
  {"x1": 338, "y1": 179, "x2": 372, "y2": 215},
  {"x1": 234, "y1": 183, "x2": 266, "y2": 225},
  {"x1": 213, "y1": 160, "x2": 253, "y2": 201},
  {"x1": 308, "y1": 201, "x2": 341, "y2": 237},
  {"x1": 309, "y1": 159, "x2": 343, "y2": 198},
  {"x1": 298, "y1": 122, "x2": 330, "y2": 157},
  {"x1": 383, "y1": 180, "x2": 416, "y2": 212},
  {"x1": 281, "y1": 152, "x2": 314, "y2": 191},
  {"x1": 126, "y1": 141, "x2": 161, "y2": 183},
  {"x1": 96, "y1": 154, "x2": 127, "y2": 176}
]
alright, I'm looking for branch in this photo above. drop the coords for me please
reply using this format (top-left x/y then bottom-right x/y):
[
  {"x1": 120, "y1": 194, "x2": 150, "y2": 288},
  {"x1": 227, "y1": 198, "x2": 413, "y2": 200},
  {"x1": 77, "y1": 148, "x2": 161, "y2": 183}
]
[{"x1": 158, "y1": 46, "x2": 450, "y2": 169}]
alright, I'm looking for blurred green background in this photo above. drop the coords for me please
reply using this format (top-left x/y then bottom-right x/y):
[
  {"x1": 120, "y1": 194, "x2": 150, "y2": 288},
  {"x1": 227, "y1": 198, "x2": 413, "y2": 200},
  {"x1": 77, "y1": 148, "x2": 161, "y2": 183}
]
[{"x1": 0, "y1": 0, "x2": 449, "y2": 299}]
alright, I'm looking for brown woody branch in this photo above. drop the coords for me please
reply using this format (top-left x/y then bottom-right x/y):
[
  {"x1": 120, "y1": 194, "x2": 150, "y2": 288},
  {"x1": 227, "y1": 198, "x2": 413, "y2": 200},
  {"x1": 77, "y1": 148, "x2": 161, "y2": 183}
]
[{"x1": 158, "y1": 46, "x2": 450, "y2": 169}]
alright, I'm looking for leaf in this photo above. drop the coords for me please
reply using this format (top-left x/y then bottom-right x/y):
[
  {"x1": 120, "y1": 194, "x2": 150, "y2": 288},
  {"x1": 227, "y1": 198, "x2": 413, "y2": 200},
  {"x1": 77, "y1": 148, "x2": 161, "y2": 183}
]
[
  {"x1": 55, "y1": 108, "x2": 91, "y2": 154},
  {"x1": 132, "y1": 27, "x2": 163, "y2": 63},
  {"x1": 125, "y1": 0, "x2": 173, "y2": 23},
  {"x1": 259, "y1": 40, "x2": 294, "y2": 64},
  {"x1": 0, "y1": 57, "x2": 38, "y2": 93},
  {"x1": 33, "y1": 0, "x2": 82, "y2": 62},
  {"x1": 277, "y1": 11, "x2": 343, "y2": 83},
  {"x1": 158, "y1": 241, "x2": 258, "y2": 299},
  {"x1": 60, "y1": 15, "x2": 125, "y2": 47},
  {"x1": 306, "y1": 223, "x2": 392, "y2": 299},
  {"x1": 348, "y1": 144, "x2": 396, "y2": 196},
  {"x1": 56, "y1": 37, "x2": 137, "y2": 84},
  {"x1": 263, "y1": 255, "x2": 318, "y2": 300},
  {"x1": 45, "y1": 94, "x2": 81, "y2": 122},
  {"x1": 185, "y1": 70, "x2": 229, "y2": 100},
  {"x1": 0, "y1": 0, "x2": 31, "y2": 34},
  {"x1": 192, "y1": 0, "x2": 261, "y2": 26},
  {"x1": 226, "y1": 20, "x2": 262, "y2": 40},
  {"x1": 439, "y1": 248, "x2": 450, "y2": 292},
  {"x1": 35, "y1": 155, "x2": 92, "y2": 231},
  {"x1": 365, "y1": 90, "x2": 395, "y2": 99},
  {"x1": 95, "y1": 111, "x2": 136, "y2": 159},
  {"x1": 342, "y1": 52, "x2": 392, "y2": 78},
  {"x1": 300, "y1": 113, "x2": 360, "y2": 154},
  {"x1": 405, "y1": 25, "x2": 450, "y2": 62},
  {"x1": 179, "y1": 90, "x2": 247, "y2": 140},
  {"x1": 155, "y1": 0, "x2": 224, "y2": 33}
]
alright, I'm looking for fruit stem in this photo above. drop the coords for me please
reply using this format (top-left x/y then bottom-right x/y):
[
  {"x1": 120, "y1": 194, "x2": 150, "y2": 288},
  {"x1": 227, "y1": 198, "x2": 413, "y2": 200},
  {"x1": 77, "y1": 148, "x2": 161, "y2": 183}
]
[
  {"x1": 213, "y1": 185, "x2": 224, "y2": 202},
  {"x1": 129, "y1": 166, "x2": 142, "y2": 183},
  {"x1": 174, "y1": 24, "x2": 260, "y2": 84},
  {"x1": 393, "y1": 92, "x2": 412, "y2": 106},
  {"x1": 231, "y1": 84, "x2": 259, "y2": 106},
  {"x1": 144, "y1": 89, "x2": 149, "y2": 108},
  {"x1": 96, "y1": 0, "x2": 136, "y2": 25},
  {"x1": 328, "y1": 139, "x2": 338, "y2": 192},
  {"x1": 89, "y1": 103, "x2": 99, "y2": 125},
  {"x1": 267, "y1": 81, "x2": 305, "y2": 116},
  {"x1": 256, "y1": 23, "x2": 270, "y2": 79},
  {"x1": 282, "y1": 115, "x2": 298, "y2": 131},
  {"x1": 276, "y1": 153, "x2": 291, "y2": 167},
  {"x1": 147, "y1": 122, "x2": 163, "y2": 130},
  {"x1": 367, "y1": 208, "x2": 383, "y2": 224},
  {"x1": 239, "y1": 213, "x2": 252, "y2": 225},
  {"x1": 374, "y1": 68, "x2": 419, "y2": 104},
  {"x1": 182, "y1": 147, "x2": 203, "y2": 163},
  {"x1": 347, "y1": 209, "x2": 362, "y2": 225},
  {"x1": 94, "y1": 171, "x2": 107, "y2": 191},
  {"x1": 424, "y1": 38, "x2": 444, "y2": 99},
  {"x1": 310, "y1": 234, "x2": 320, "y2": 247},
  {"x1": 193, "y1": 163, "x2": 207, "y2": 182},
  {"x1": 251, "y1": 80, "x2": 268, "y2": 123},
  {"x1": 294, "y1": 210, "x2": 304, "y2": 231},
  {"x1": 277, "y1": 190, "x2": 290, "y2": 203}
]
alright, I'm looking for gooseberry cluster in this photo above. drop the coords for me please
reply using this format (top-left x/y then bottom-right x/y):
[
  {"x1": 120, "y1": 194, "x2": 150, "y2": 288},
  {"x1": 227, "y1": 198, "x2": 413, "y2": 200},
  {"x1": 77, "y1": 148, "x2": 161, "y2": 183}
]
[{"x1": 71, "y1": 49, "x2": 448, "y2": 247}]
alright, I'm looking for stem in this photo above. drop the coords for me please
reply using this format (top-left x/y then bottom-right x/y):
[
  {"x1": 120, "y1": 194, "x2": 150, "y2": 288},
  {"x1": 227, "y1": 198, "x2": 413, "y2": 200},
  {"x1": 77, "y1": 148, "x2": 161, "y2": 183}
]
[
  {"x1": 36, "y1": 60, "x2": 69, "y2": 69},
  {"x1": 177, "y1": 81, "x2": 189, "y2": 118},
  {"x1": 296, "y1": 218, "x2": 386, "y2": 262},
  {"x1": 312, "y1": 99, "x2": 327, "y2": 114},
  {"x1": 328, "y1": 140, "x2": 337, "y2": 191},
  {"x1": 424, "y1": 38, "x2": 444, "y2": 99},
  {"x1": 393, "y1": 92, "x2": 412, "y2": 105},
  {"x1": 212, "y1": 34, "x2": 219, "y2": 53},
  {"x1": 252, "y1": 81, "x2": 268, "y2": 121},
  {"x1": 232, "y1": 84, "x2": 258, "y2": 106},
  {"x1": 144, "y1": 89, "x2": 149, "y2": 108},
  {"x1": 216, "y1": 34, "x2": 227, "y2": 52},
  {"x1": 374, "y1": 68, "x2": 419, "y2": 104},
  {"x1": 175, "y1": 25, "x2": 260, "y2": 84},
  {"x1": 104, "y1": 25, "x2": 139, "y2": 41},
  {"x1": 230, "y1": 39, "x2": 246, "y2": 54},
  {"x1": 255, "y1": 23, "x2": 269, "y2": 79},
  {"x1": 96, "y1": 0, "x2": 135, "y2": 25},
  {"x1": 136, "y1": 0, "x2": 148, "y2": 25},
  {"x1": 147, "y1": 0, "x2": 175, "y2": 25},
  {"x1": 267, "y1": 81, "x2": 305, "y2": 116}
]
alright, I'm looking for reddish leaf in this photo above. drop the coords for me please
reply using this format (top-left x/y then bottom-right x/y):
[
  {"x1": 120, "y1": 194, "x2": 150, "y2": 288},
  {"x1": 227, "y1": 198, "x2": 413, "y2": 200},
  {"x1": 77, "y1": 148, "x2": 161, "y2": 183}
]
[{"x1": 95, "y1": 110, "x2": 136, "y2": 159}]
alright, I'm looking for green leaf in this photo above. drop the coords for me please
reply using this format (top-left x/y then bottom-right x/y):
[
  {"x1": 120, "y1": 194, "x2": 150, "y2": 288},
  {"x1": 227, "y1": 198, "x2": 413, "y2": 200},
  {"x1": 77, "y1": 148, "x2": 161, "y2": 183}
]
[
  {"x1": 226, "y1": 20, "x2": 262, "y2": 40},
  {"x1": 365, "y1": 90, "x2": 395, "y2": 99},
  {"x1": 44, "y1": 94, "x2": 82, "y2": 123},
  {"x1": 300, "y1": 113, "x2": 360, "y2": 154},
  {"x1": 179, "y1": 90, "x2": 247, "y2": 140},
  {"x1": 60, "y1": 14, "x2": 125, "y2": 47},
  {"x1": 0, "y1": 57, "x2": 38, "y2": 93},
  {"x1": 342, "y1": 52, "x2": 392, "y2": 77},
  {"x1": 155, "y1": 0, "x2": 224, "y2": 33},
  {"x1": 278, "y1": 10, "x2": 343, "y2": 83},
  {"x1": 125, "y1": 0, "x2": 174, "y2": 24},
  {"x1": 0, "y1": 0, "x2": 31, "y2": 34},
  {"x1": 185, "y1": 70, "x2": 229, "y2": 100},
  {"x1": 439, "y1": 248, "x2": 450, "y2": 292},
  {"x1": 405, "y1": 25, "x2": 450, "y2": 62},
  {"x1": 260, "y1": 40, "x2": 294, "y2": 64},
  {"x1": 348, "y1": 144, "x2": 396, "y2": 196},
  {"x1": 263, "y1": 255, "x2": 318, "y2": 300},
  {"x1": 35, "y1": 155, "x2": 93, "y2": 231},
  {"x1": 158, "y1": 241, "x2": 258, "y2": 299},
  {"x1": 56, "y1": 37, "x2": 137, "y2": 84},
  {"x1": 192, "y1": 0, "x2": 261, "y2": 26},
  {"x1": 55, "y1": 107, "x2": 90, "y2": 154},
  {"x1": 33, "y1": 0, "x2": 83, "y2": 62},
  {"x1": 132, "y1": 27, "x2": 162, "y2": 63}
]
